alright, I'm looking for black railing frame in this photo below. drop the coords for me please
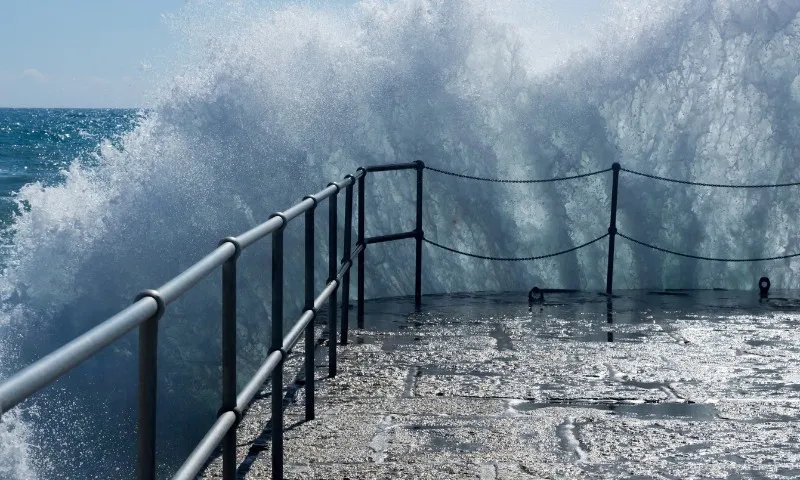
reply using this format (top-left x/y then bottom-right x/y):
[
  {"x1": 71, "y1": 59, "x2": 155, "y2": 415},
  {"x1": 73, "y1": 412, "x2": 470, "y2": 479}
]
[
  {"x1": 0, "y1": 167, "x2": 391, "y2": 480},
  {"x1": 606, "y1": 162, "x2": 621, "y2": 295},
  {"x1": 360, "y1": 160, "x2": 425, "y2": 314},
  {"x1": 6, "y1": 158, "x2": 766, "y2": 480}
]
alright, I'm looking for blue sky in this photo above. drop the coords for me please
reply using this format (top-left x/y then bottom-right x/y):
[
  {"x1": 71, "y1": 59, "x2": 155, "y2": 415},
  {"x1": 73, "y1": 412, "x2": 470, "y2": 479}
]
[
  {"x1": 1, "y1": 0, "x2": 185, "y2": 108},
  {"x1": 0, "y1": 1, "x2": 607, "y2": 108}
]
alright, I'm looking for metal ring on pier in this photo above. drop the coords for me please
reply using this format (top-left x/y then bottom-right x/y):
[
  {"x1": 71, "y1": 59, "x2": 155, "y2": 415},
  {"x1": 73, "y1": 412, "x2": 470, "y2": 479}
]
[
  {"x1": 759, "y1": 277, "x2": 771, "y2": 298},
  {"x1": 528, "y1": 287, "x2": 544, "y2": 303}
]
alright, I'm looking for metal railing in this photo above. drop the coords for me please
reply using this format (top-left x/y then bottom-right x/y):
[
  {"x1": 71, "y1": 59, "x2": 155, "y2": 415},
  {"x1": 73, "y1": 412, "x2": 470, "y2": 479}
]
[
  {"x1": 2, "y1": 158, "x2": 799, "y2": 480},
  {"x1": 0, "y1": 161, "x2": 424, "y2": 480}
]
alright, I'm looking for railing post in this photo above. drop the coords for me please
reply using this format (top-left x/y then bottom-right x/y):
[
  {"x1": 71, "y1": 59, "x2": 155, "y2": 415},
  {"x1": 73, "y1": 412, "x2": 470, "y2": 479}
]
[
  {"x1": 341, "y1": 177, "x2": 354, "y2": 345},
  {"x1": 327, "y1": 184, "x2": 339, "y2": 377},
  {"x1": 303, "y1": 200, "x2": 316, "y2": 421},
  {"x1": 270, "y1": 216, "x2": 286, "y2": 480},
  {"x1": 220, "y1": 238, "x2": 240, "y2": 480},
  {"x1": 357, "y1": 169, "x2": 366, "y2": 329},
  {"x1": 134, "y1": 290, "x2": 165, "y2": 480},
  {"x1": 606, "y1": 162, "x2": 621, "y2": 295},
  {"x1": 414, "y1": 160, "x2": 425, "y2": 310}
]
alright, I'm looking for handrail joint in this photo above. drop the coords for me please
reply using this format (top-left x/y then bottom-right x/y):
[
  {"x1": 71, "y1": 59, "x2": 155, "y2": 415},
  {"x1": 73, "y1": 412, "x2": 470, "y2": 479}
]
[
  {"x1": 302, "y1": 195, "x2": 319, "y2": 209},
  {"x1": 134, "y1": 290, "x2": 166, "y2": 319},
  {"x1": 219, "y1": 237, "x2": 242, "y2": 260},
  {"x1": 269, "y1": 212, "x2": 288, "y2": 230},
  {"x1": 216, "y1": 406, "x2": 243, "y2": 426}
]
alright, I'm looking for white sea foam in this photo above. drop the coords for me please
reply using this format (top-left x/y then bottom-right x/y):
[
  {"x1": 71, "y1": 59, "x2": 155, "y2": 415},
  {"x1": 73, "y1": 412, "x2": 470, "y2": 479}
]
[{"x1": 0, "y1": 409, "x2": 36, "y2": 479}]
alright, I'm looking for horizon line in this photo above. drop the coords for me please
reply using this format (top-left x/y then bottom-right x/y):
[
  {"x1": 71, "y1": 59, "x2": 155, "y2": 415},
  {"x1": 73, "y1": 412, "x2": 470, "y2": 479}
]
[{"x1": 0, "y1": 106, "x2": 144, "y2": 110}]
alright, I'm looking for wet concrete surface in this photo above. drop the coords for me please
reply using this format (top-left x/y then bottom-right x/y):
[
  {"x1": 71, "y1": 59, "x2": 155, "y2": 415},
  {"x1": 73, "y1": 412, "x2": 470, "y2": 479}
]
[{"x1": 202, "y1": 291, "x2": 800, "y2": 479}]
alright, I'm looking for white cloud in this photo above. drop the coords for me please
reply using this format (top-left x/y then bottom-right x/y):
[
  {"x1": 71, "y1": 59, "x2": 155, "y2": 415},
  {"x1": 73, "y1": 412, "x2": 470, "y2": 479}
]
[{"x1": 22, "y1": 68, "x2": 46, "y2": 82}]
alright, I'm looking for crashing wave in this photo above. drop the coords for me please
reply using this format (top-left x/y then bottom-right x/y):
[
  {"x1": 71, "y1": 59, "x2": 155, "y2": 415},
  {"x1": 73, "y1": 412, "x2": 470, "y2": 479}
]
[{"x1": 2, "y1": 0, "x2": 800, "y2": 477}]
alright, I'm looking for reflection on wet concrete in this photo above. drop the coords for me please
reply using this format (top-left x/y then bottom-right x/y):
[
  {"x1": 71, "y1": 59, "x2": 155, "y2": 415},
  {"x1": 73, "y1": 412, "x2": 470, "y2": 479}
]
[
  {"x1": 513, "y1": 399, "x2": 717, "y2": 421},
  {"x1": 489, "y1": 323, "x2": 514, "y2": 351},
  {"x1": 610, "y1": 401, "x2": 718, "y2": 420},
  {"x1": 201, "y1": 290, "x2": 800, "y2": 479}
]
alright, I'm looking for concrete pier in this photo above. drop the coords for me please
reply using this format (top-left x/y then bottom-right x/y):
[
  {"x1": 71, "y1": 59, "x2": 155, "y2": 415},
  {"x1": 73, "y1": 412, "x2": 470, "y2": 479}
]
[{"x1": 202, "y1": 291, "x2": 800, "y2": 479}]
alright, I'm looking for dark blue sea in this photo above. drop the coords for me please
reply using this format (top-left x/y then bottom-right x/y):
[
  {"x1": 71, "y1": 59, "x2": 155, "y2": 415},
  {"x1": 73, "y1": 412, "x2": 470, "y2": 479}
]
[{"x1": 0, "y1": 109, "x2": 139, "y2": 227}]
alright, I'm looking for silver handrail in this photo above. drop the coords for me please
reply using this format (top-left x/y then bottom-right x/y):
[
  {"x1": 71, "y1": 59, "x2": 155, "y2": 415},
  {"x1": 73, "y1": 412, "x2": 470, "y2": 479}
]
[{"x1": 0, "y1": 163, "x2": 428, "y2": 480}]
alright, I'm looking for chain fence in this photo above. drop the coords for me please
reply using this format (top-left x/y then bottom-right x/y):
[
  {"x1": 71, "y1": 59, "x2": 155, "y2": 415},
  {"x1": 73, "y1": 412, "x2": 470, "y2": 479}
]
[
  {"x1": 423, "y1": 234, "x2": 609, "y2": 262},
  {"x1": 423, "y1": 163, "x2": 800, "y2": 264},
  {"x1": 617, "y1": 233, "x2": 800, "y2": 262},
  {"x1": 424, "y1": 165, "x2": 611, "y2": 183},
  {"x1": 621, "y1": 167, "x2": 800, "y2": 188}
]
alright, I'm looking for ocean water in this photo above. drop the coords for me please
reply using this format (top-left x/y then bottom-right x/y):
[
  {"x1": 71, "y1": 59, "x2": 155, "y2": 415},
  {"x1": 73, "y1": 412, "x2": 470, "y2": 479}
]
[
  {"x1": 0, "y1": 109, "x2": 139, "y2": 228},
  {"x1": 1, "y1": 0, "x2": 800, "y2": 478},
  {"x1": 0, "y1": 109, "x2": 141, "y2": 478}
]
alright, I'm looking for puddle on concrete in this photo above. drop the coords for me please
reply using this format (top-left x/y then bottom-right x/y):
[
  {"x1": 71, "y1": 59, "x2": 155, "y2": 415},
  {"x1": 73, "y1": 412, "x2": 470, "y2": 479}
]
[
  {"x1": 403, "y1": 424, "x2": 484, "y2": 454},
  {"x1": 416, "y1": 365, "x2": 503, "y2": 377},
  {"x1": 357, "y1": 290, "x2": 800, "y2": 426},
  {"x1": 381, "y1": 334, "x2": 424, "y2": 351},
  {"x1": 535, "y1": 330, "x2": 649, "y2": 343},
  {"x1": 513, "y1": 400, "x2": 718, "y2": 421},
  {"x1": 608, "y1": 402, "x2": 717, "y2": 420}
]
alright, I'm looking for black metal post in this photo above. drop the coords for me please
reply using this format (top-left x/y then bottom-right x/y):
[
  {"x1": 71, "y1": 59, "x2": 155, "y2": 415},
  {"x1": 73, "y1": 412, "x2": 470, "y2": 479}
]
[
  {"x1": 414, "y1": 160, "x2": 425, "y2": 310},
  {"x1": 606, "y1": 162, "x2": 621, "y2": 295},
  {"x1": 341, "y1": 180, "x2": 354, "y2": 345},
  {"x1": 327, "y1": 187, "x2": 338, "y2": 377},
  {"x1": 270, "y1": 222, "x2": 285, "y2": 480},
  {"x1": 135, "y1": 290, "x2": 163, "y2": 480},
  {"x1": 357, "y1": 172, "x2": 366, "y2": 329},
  {"x1": 137, "y1": 319, "x2": 158, "y2": 480},
  {"x1": 221, "y1": 240, "x2": 239, "y2": 480},
  {"x1": 303, "y1": 206, "x2": 315, "y2": 421}
]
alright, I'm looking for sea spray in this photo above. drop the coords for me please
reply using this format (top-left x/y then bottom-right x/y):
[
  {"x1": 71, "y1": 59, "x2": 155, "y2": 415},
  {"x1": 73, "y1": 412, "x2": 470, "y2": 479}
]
[
  {"x1": 588, "y1": 0, "x2": 800, "y2": 288},
  {"x1": 1, "y1": 0, "x2": 800, "y2": 477}
]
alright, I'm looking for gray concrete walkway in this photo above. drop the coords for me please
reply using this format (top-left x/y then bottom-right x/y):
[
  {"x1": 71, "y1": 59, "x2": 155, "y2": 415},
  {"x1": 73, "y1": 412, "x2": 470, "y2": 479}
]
[{"x1": 203, "y1": 291, "x2": 800, "y2": 479}]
